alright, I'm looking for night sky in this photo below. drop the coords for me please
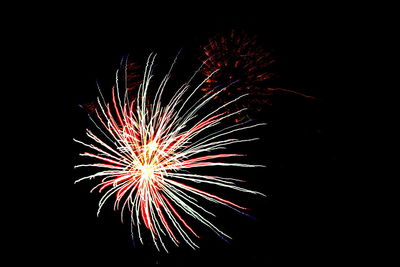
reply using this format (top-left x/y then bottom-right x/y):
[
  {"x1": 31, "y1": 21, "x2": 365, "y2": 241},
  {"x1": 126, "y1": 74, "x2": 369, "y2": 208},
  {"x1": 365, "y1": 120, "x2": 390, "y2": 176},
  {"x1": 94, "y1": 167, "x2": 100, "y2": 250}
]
[{"x1": 20, "y1": 5, "x2": 347, "y2": 266}]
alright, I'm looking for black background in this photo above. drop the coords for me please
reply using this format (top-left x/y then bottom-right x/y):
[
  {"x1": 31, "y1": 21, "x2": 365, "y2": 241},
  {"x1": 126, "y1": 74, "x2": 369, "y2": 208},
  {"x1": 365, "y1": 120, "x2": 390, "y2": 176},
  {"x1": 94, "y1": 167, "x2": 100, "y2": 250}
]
[{"x1": 13, "y1": 3, "x2": 351, "y2": 266}]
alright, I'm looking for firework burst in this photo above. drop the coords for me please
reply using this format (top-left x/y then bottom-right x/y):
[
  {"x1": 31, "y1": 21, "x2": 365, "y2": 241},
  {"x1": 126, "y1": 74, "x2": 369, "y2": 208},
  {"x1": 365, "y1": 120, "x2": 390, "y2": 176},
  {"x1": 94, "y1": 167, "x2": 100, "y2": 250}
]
[
  {"x1": 201, "y1": 30, "x2": 315, "y2": 119},
  {"x1": 74, "y1": 53, "x2": 265, "y2": 251},
  {"x1": 201, "y1": 30, "x2": 275, "y2": 111}
]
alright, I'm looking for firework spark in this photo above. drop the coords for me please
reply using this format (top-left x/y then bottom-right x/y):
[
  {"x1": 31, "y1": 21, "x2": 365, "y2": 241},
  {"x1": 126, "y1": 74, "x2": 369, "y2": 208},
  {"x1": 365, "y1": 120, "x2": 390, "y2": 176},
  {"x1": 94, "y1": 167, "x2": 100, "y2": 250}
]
[{"x1": 74, "y1": 53, "x2": 265, "y2": 251}]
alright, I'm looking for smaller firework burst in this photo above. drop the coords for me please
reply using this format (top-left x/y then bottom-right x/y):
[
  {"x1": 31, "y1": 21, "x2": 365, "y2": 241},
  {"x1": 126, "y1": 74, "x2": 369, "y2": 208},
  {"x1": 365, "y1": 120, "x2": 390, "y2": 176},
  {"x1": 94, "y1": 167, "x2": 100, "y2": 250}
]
[
  {"x1": 200, "y1": 30, "x2": 314, "y2": 120},
  {"x1": 201, "y1": 30, "x2": 275, "y2": 113}
]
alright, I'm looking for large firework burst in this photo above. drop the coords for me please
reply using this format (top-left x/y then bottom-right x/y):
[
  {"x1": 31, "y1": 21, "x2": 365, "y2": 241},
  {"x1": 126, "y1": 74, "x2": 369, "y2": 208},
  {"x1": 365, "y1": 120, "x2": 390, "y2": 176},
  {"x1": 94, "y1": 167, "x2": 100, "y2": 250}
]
[{"x1": 74, "y1": 53, "x2": 265, "y2": 251}]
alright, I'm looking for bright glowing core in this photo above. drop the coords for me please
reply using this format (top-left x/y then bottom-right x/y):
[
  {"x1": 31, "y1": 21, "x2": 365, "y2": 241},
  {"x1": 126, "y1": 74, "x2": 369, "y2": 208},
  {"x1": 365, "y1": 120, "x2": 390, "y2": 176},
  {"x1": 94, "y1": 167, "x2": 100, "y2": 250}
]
[
  {"x1": 144, "y1": 141, "x2": 159, "y2": 152},
  {"x1": 138, "y1": 164, "x2": 155, "y2": 179}
]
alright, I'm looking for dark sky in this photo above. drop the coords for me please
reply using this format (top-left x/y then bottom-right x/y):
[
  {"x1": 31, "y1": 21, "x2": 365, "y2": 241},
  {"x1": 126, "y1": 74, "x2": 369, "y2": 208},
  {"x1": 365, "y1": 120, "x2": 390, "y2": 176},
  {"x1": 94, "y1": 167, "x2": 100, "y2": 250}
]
[{"x1": 18, "y1": 4, "x2": 348, "y2": 266}]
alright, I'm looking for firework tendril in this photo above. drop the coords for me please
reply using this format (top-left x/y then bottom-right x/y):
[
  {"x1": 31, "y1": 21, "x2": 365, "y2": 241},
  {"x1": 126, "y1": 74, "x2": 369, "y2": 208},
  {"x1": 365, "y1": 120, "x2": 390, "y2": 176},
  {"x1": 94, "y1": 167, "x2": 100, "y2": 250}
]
[{"x1": 74, "y1": 53, "x2": 266, "y2": 252}]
